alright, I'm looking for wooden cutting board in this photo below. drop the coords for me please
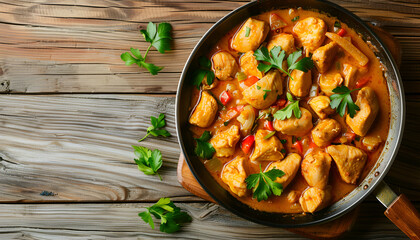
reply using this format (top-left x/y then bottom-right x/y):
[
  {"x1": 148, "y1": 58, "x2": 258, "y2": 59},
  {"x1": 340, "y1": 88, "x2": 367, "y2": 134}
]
[{"x1": 177, "y1": 26, "x2": 400, "y2": 239}]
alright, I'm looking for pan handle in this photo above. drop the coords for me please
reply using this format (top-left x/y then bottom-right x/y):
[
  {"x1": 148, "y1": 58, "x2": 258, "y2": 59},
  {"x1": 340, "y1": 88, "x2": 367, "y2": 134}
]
[{"x1": 384, "y1": 194, "x2": 420, "y2": 240}]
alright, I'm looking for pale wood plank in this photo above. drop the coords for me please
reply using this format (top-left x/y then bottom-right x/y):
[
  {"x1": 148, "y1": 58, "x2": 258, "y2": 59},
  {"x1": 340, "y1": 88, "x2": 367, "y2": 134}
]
[
  {"x1": 0, "y1": 0, "x2": 418, "y2": 93},
  {"x1": 0, "y1": 94, "x2": 418, "y2": 202},
  {"x1": 0, "y1": 202, "x2": 413, "y2": 239}
]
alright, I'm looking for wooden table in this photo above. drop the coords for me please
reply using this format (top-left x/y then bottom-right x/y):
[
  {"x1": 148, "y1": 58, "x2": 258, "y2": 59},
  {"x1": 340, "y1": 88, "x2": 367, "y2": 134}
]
[{"x1": 0, "y1": 0, "x2": 418, "y2": 239}]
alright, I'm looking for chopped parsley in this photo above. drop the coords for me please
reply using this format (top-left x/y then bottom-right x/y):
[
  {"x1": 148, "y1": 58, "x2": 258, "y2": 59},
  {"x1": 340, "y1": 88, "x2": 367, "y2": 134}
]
[
  {"x1": 273, "y1": 93, "x2": 302, "y2": 120},
  {"x1": 245, "y1": 165, "x2": 285, "y2": 202},
  {"x1": 330, "y1": 86, "x2": 360, "y2": 118},
  {"x1": 245, "y1": 26, "x2": 251, "y2": 37}
]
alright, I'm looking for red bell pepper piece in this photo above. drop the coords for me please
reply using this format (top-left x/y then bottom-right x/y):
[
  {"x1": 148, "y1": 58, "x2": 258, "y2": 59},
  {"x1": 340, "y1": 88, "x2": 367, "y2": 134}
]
[
  {"x1": 241, "y1": 135, "x2": 255, "y2": 154},
  {"x1": 345, "y1": 132, "x2": 356, "y2": 142},
  {"x1": 337, "y1": 28, "x2": 347, "y2": 37},
  {"x1": 220, "y1": 91, "x2": 232, "y2": 106},
  {"x1": 274, "y1": 99, "x2": 287, "y2": 108},
  {"x1": 243, "y1": 76, "x2": 259, "y2": 87},
  {"x1": 264, "y1": 120, "x2": 275, "y2": 131},
  {"x1": 269, "y1": 13, "x2": 287, "y2": 32},
  {"x1": 293, "y1": 140, "x2": 303, "y2": 154},
  {"x1": 355, "y1": 76, "x2": 371, "y2": 88}
]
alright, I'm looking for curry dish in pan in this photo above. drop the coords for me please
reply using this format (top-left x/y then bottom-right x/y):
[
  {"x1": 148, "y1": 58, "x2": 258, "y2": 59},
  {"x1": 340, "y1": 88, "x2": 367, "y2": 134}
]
[{"x1": 188, "y1": 8, "x2": 390, "y2": 214}]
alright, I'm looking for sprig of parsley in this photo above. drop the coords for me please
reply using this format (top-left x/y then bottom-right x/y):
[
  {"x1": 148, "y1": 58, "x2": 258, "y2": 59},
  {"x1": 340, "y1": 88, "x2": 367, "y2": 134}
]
[
  {"x1": 273, "y1": 93, "x2": 302, "y2": 120},
  {"x1": 254, "y1": 46, "x2": 314, "y2": 80},
  {"x1": 139, "y1": 113, "x2": 171, "y2": 142},
  {"x1": 133, "y1": 145, "x2": 163, "y2": 180},
  {"x1": 192, "y1": 56, "x2": 215, "y2": 89},
  {"x1": 245, "y1": 165, "x2": 285, "y2": 202},
  {"x1": 330, "y1": 86, "x2": 360, "y2": 118},
  {"x1": 121, "y1": 22, "x2": 172, "y2": 75},
  {"x1": 139, "y1": 198, "x2": 192, "y2": 233},
  {"x1": 194, "y1": 131, "x2": 215, "y2": 159}
]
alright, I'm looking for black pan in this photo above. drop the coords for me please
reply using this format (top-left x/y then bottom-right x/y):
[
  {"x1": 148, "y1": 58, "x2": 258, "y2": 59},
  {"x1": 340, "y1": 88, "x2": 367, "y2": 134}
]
[{"x1": 176, "y1": 0, "x2": 406, "y2": 229}]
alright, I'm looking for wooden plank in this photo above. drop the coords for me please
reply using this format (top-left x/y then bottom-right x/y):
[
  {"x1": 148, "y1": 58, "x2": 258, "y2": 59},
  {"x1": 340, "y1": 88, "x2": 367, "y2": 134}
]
[
  {"x1": 0, "y1": 94, "x2": 418, "y2": 202},
  {"x1": 0, "y1": 202, "x2": 414, "y2": 239},
  {"x1": 0, "y1": 0, "x2": 419, "y2": 93}
]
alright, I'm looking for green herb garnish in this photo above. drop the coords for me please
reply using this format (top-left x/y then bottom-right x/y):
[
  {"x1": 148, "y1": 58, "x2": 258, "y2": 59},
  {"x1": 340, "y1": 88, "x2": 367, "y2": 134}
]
[
  {"x1": 263, "y1": 131, "x2": 276, "y2": 139},
  {"x1": 330, "y1": 86, "x2": 360, "y2": 118},
  {"x1": 292, "y1": 16, "x2": 300, "y2": 22},
  {"x1": 256, "y1": 85, "x2": 261, "y2": 90},
  {"x1": 223, "y1": 121, "x2": 229, "y2": 126},
  {"x1": 133, "y1": 145, "x2": 163, "y2": 180},
  {"x1": 194, "y1": 131, "x2": 215, "y2": 159},
  {"x1": 139, "y1": 198, "x2": 192, "y2": 233},
  {"x1": 263, "y1": 89, "x2": 271, "y2": 100},
  {"x1": 273, "y1": 93, "x2": 302, "y2": 120},
  {"x1": 245, "y1": 26, "x2": 251, "y2": 37},
  {"x1": 192, "y1": 56, "x2": 215, "y2": 89},
  {"x1": 254, "y1": 47, "x2": 314, "y2": 80},
  {"x1": 280, "y1": 139, "x2": 287, "y2": 144},
  {"x1": 334, "y1": 21, "x2": 341, "y2": 29},
  {"x1": 121, "y1": 22, "x2": 172, "y2": 75},
  {"x1": 139, "y1": 113, "x2": 171, "y2": 142},
  {"x1": 245, "y1": 165, "x2": 285, "y2": 202},
  {"x1": 280, "y1": 149, "x2": 286, "y2": 154}
]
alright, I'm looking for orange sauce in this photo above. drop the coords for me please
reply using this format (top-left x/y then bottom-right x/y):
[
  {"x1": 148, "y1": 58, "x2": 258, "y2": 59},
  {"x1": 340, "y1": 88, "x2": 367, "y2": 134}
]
[{"x1": 189, "y1": 8, "x2": 390, "y2": 213}]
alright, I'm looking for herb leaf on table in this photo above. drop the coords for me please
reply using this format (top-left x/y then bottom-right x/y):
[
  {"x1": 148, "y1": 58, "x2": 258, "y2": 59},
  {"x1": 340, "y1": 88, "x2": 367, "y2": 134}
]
[
  {"x1": 132, "y1": 145, "x2": 163, "y2": 180},
  {"x1": 139, "y1": 197, "x2": 192, "y2": 233},
  {"x1": 139, "y1": 113, "x2": 171, "y2": 142},
  {"x1": 121, "y1": 22, "x2": 172, "y2": 75}
]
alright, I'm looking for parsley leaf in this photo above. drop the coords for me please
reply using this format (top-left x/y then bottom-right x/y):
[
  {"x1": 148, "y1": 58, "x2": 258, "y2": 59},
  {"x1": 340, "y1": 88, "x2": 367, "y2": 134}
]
[
  {"x1": 138, "y1": 198, "x2": 192, "y2": 233},
  {"x1": 121, "y1": 22, "x2": 172, "y2": 75},
  {"x1": 330, "y1": 86, "x2": 360, "y2": 118},
  {"x1": 245, "y1": 26, "x2": 251, "y2": 37},
  {"x1": 194, "y1": 131, "x2": 215, "y2": 159},
  {"x1": 273, "y1": 93, "x2": 302, "y2": 120},
  {"x1": 263, "y1": 89, "x2": 271, "y2": 100},
  {"x1": 139, "y1": 113, "x2": 171, "y2": 142},
  {"x1": 133, "y1": 145, "x2": 163, "y2": 180},
  {"x1": 292, "y1": 16, "x2": 300, "y2": 22},
  {"x1": 192, "y1": 56, "x2": 215, "y2": 89},
  {"x1": 254, "y1": 47, "x2": 314, "y2": 80},
  {"x1": 245, "y1": 165, "x2": 285, "y2": 202}
]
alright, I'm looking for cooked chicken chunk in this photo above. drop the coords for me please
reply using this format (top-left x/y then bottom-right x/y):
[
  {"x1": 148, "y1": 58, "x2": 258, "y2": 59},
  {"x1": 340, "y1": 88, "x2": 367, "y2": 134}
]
[
  {"x1": 273, "y1": 107, "x2": 313, "y2": 136},
  {"x1": 210, "y1": 125, "x2": 240, "y2": 157},
  {"x1": 267, "y1": 33, "x2": 297, "y2": 55},
  {"x1": 240, "y1": 51, "x2": 263, "y2": 78},
  {"x1": 221, "y1": 156, "x2": 247, "y2": 197},
  {"x1": 189, "y1": 91, "x2": 218, "y2": 128},
  {"x1": 202, "y1": 76, "x2": 218, "y2": 90},
  {"x1": 287, "y1": 190, "x2": 301, "y2": 204},
  {"x1": 266, "y1": 153, "x2": 301, "y2": 188},
  {"x1": 250, "y1": 129, "x2": 285, "y2": 162},
  {"x1": 231, "y1": 18, "x2": 269, "y2": 53},
  {"x1": 343, "y1": 63, "x2": 358, "y2": 87},
  {"x1": 236, "y1": 105, "x2": 256, "y2": 135},
  {"x1": 299, "y1": 187, "x2": 332, "y2": 213},
  {"x1": 212, "y1": 51, "x2": 238, "y2": 81},
  {"x1": 308, "y1": 96, "x2": 335, "y2": 119},
  {"x1": 289, "y1": 69, "x2": 312, "y2": 97},
  {"x1": 312, "y1": 42, "x2": 338, "y2": 73},
  {"x1": 293, "y1": 17, "x2": 327, "y2": 52},
  {"x1": 327, "y1": 145, "x2": 368, "y2": 184},
  {"x1": 319, "y1": 71, "x2": 344, "y2": 96},
  {"x1": 311, "y1": 119, "x2": 341, "y2": 147},
  {"x1": 362, "y1": 135, "x2": 382, "y2": 152},
  {"x1": 346, "y1": 87, "x2": 379, "y2": 136},
  {"x1": 242, "y1": 70, "x2": 283, "y2": 109},
  {"x1": 301, "y1": 150, "x2": 332, "y2": 189}
]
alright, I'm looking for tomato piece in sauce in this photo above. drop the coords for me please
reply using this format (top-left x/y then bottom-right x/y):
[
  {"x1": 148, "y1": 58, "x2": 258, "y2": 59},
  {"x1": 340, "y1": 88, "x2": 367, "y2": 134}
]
[
  {"x1": 241, "y1": 135, "x2": 255, "y2": 154},
  {"x1": 337, "y1": 28, "x2": 347, "y2": 37},
  {"x1": 220, "y1": 91, "x2": 232, "y2": 105},
  {"x1": 243, "y1": 76, "x2": 259, "y2": 87},
  {"x1": 355, "y1": 76, "x2": 371, "y2": 88}
]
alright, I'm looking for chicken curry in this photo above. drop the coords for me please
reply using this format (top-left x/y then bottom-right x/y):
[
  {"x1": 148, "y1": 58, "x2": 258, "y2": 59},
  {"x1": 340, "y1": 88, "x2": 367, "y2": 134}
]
[{"x1": 188, "y1": 8, "x2": 390, "y2": 214}]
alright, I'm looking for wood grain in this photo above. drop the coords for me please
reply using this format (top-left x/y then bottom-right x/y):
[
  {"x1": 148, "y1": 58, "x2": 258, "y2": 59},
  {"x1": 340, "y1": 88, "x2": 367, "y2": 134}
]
[
  {"x1": 0, "y1": 94, "x2": 418, "y2": 202},
  {"x1": 0, "y1": 202, "x2": 413, "y2": 239},
  {"x1": 0, "y1": 0, "x2": 418, "y2": 93},
  {"x1": 385, "y1": 194, "x2": 420, "y2": 239}
]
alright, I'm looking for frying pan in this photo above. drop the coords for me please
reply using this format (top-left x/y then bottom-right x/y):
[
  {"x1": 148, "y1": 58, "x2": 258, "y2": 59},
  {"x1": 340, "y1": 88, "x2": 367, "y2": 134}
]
[{"x1": 175, "y1": 0, "x2": 420, "y2": 237}]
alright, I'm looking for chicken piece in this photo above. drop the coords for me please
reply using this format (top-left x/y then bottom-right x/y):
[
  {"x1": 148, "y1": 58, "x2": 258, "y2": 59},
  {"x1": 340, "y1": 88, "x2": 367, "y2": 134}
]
[
  {"x1": 346, "y1": 87, "x2": 379, "y2": 136},
  {"x1": 319, "y1": 71, "x2": 344, "y2": 96},
  {"x1": 265, "y1": 153, "x2": 301, "y2": 188},
  {"x1": 210, "y1": 125, "x2": 240, "y2": 157},
  {"x1": 289, "y1": 69, "x2": 312, "y2": 97},
  {"x1": 267, "y1": 33, "x2": 297, "y2": 55},
  {"x1": 236, "y1": 105, "x2": 256, "y2": 135},
  {"x1": 362, "y1": 135, "x2": 382, "y2": 152},
  {"x1": 311, "y1": 119, "x2": 341, "y2": 147},
  {"x1": 327, "y1": 145, "x2": 368, "y2": 184},
  {"x1": 212, "y1": 51, "x2": 238, "y2": 81},
  {"x1": 189, "y1": 91, "x2": 218, "y2": 128},
  {"x1": 312, "y1": 42, "x2": 339, "y2": 73},
  {"x1": 308, "y1": 96, "x2": 335, "y2": 119},
  {"x1": 301, "y1": 150, "x2": 332, "y2": 189},
  {"x1": 343, "y1": 63, "x2": 358, "y2": 87},
  {"x1": 273, "y1": 107, "x2": 313, "y2": 136},
  {"x1": 299, "y1": 187, "x2": 332, "y2": 213},
  {"x1": 287, "y1": 190, "x2": 301, "y2": 204},
  {"x1": 240, "y1": 51, "x2": 263, "y2": 79},
  {"x1": 231, "y1": 18, "x2": 269, "y2": 53},
  {"x1": 250, "y1": 129, "x2": 285, "y2": 162},
  {"x1": 293, "y1": 17, "x2": 327, "y2": 52},
  {"x1": 242, "y1": 70, "x2": 283, "y2": 109},
  {"x1": 221, "y1": 156, "x2": 247, "y2": 197}
]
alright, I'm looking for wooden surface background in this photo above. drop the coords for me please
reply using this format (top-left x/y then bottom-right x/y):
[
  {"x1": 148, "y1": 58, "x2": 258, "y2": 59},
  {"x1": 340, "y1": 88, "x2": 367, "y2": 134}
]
[{"x1": 0, "y1": 0, "x2": 419, "y2": 239}]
